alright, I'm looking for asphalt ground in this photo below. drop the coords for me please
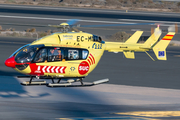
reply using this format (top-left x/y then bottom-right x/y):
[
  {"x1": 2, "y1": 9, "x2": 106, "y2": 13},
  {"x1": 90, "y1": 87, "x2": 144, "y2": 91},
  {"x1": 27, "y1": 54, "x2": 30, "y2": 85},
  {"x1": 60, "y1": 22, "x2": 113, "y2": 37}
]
[{"x1": 1, "y1": 37, "x2": 180, "y2": 120}]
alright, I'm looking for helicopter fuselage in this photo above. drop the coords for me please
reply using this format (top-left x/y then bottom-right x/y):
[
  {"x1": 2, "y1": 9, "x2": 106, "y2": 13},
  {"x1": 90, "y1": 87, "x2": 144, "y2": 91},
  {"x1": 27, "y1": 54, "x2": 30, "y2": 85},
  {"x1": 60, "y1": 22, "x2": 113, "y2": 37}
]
[
  {"x1": 5, "y1": 28, "x2": 174, "y2": 79},
  {"x1": 5, "y1": 31, "x2": 105, "y2": 78}
]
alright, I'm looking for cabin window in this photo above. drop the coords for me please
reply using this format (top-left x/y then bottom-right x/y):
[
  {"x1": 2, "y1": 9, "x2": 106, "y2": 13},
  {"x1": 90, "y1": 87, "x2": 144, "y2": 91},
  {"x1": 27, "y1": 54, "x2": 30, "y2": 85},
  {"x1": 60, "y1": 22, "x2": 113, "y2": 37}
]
[
  {"x1": 47, "y1": 48, "x2": 63, "y2": 62},
  {"x1": 68, "y1": 50, "x2": 79, "y2": 60},
  {"x1": 63, "y1": 48, "x2": 88, "y2": 60},
  {"x1": 34, "y1": 48, "x2": 47, "y2": 63},
  {"x1": 82, "y1": 50, "x2": 88, "y2": 59}
]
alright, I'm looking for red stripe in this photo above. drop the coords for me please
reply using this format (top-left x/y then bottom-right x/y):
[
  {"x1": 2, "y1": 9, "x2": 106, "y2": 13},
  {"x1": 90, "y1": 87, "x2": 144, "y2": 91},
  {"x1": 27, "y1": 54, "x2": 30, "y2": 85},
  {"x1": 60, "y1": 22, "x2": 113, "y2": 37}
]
[
  {"x1": 51, "y1": 66, "x2": 55, "y2": 73},
  {"x1": 54, "y1": 67, "x2": 58, "y2": 73},
  {"x1": 60, "y1": 67, "x2": 66, "y2": 73},
  {"x1": 88, "y1": 56, "x2": 93, "y2": 65},
  {"x1": 29, "y1": 65, "x2": 66, "y2": 75},
  {"x1": 63, "y1": 67, "x2": 66, "y2": 73},
  {"x1": 165, "y1": 35, "x2": 174, "y2": 37},
  {"x1": 162, "y1": 38, "x2": 172, "y2": 40},
  {"x1": 59, "y1": 67, "x2": 62, "y2": 73},
  {"x1": 90, "y1": 54, "x2": 95, "y2": 64},
  {"x1": 47, "y1": 66, "x2": 52, "y2": 73},
  {"x1": 87, "y1": 59, "x2": 91, "y2": 65}
]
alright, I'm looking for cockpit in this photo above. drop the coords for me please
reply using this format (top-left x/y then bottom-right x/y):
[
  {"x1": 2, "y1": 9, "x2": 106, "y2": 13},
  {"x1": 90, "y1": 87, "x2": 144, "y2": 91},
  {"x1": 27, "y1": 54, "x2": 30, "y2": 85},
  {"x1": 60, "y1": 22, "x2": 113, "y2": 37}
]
[
  {"x1": 7, "y1": 44, "x2": 89, "y2": 71},
  {"x1": 14, "y1": 44, "x2": 44, "y2": 63}
]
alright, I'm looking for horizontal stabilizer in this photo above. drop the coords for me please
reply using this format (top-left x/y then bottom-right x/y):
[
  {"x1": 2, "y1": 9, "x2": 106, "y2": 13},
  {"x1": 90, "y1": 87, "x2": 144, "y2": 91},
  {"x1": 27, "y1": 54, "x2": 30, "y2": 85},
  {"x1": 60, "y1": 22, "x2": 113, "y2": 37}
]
[
  {"x1": 123, "y1": 51, "x2": 135, "y2": 59},
  {"x1": 125, "y1": 31, "x2": 143, "y2": 43}
]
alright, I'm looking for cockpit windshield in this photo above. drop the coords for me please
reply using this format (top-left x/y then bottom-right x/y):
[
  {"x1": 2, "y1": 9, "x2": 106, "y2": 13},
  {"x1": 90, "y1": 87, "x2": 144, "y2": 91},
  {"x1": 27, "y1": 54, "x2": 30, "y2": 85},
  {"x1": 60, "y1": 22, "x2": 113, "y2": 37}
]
[
  {"x1": 15, "y1": 44, "x2": 44, "y2": 63},
  {"x1": 9, "y1": 44, "x2": 30, "y2": 58}
]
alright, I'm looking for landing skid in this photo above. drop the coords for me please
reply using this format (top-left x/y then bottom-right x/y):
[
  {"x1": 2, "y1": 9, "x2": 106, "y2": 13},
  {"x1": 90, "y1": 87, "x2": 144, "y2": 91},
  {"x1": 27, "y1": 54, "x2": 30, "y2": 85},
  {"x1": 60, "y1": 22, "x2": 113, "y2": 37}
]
[
  {"x1": 47, "y1": 79, "x2": 109, "y2": 87},
  {"x1": 21, "y1": 81, "x2": 47, "y2": 86},
  {"x1": 19, "y1": 76, "x2": 109, "y2": 87}
]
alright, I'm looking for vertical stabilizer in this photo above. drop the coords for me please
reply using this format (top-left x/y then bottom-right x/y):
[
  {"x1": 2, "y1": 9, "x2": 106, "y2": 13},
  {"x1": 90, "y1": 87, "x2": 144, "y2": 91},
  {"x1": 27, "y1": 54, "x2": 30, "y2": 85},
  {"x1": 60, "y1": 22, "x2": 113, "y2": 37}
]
[{"x1": 153, "y1": 32, "x2": 175, "y2": 60}]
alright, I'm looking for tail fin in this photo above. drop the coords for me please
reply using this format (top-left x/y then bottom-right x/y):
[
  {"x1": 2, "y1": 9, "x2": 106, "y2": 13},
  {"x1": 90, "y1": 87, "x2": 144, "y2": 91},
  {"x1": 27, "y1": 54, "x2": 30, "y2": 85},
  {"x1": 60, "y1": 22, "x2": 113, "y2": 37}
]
[
  {"x1": 143, "y1": 27, "x2": 162, "y2": 48},
  {"x1": 125, "y1": 31, "x2": 143, "y2": 43},
  {"x1": 153, "y1": 32, "x2": 175, "y2": 60}
]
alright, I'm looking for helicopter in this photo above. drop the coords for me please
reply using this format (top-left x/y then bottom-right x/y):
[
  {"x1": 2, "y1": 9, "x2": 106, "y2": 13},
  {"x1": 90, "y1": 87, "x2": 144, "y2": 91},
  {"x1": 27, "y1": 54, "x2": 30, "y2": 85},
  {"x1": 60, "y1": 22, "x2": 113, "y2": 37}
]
[{"x1": 4, "y1": 20, "x2": 176, "y2": 87}]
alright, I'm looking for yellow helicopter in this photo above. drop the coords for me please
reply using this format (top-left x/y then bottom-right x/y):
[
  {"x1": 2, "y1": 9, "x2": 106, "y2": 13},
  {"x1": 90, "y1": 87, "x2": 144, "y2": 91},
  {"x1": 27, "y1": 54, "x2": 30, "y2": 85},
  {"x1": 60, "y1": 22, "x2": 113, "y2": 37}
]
[{"x1": 5, "y1": 20, "x2": 176, "y2": 87}]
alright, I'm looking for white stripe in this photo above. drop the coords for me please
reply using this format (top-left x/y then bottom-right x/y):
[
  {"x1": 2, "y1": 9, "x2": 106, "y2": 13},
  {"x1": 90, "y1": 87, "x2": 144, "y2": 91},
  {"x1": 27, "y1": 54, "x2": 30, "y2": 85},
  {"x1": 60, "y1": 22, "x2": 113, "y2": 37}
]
[
  {"x1": 47, "y1": 66, "x2": 51, "y2": 73},
  {"x1": 37, "y1": 66, "x2": 41, "y2": 71},
  {"x1": 42, "y1": 66, "x2": 47, "y2": 73},
  {"x1": 55, "y1": 67, "x2": 60, "y2": 73},
  {"x1": 51, "y1": 66, "x2": 55, "y2": 73},
  {"x1": 60, "y1": 67, "x2": 64, "y2": 73}
]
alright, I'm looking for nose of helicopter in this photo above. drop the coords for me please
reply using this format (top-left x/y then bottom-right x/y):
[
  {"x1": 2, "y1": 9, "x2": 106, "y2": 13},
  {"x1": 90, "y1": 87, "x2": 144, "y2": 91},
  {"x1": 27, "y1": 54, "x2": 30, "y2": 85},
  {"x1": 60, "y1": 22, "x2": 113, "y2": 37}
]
[{"x1": 5, "y1": 56, "x2": 16, "y2": 68}]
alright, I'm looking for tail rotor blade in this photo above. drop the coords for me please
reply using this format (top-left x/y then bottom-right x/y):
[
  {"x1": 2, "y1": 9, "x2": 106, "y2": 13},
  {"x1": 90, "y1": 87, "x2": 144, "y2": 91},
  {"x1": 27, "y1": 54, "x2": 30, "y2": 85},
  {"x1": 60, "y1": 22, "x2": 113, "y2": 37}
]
[{"x1": 168, "y1": 23, "x2": 178, "y2": 33}]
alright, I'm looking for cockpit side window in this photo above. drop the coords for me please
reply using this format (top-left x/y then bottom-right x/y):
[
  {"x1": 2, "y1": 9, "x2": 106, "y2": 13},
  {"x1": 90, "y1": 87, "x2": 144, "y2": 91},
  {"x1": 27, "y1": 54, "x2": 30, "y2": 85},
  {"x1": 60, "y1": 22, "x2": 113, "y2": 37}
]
[{"x1": 34, "y1": 48, "x2": 47, "y2": 63}]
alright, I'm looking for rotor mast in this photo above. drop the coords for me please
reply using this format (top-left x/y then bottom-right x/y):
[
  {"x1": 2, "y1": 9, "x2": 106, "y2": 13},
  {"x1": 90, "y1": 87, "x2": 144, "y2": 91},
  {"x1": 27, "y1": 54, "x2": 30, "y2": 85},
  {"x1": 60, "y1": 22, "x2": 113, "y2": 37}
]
[
  {"x1": 48, "y1": 22, "x2": 71, "y2": 33},
  {"x1": 59, "y1": 23, "x2": 70, "y2": 33}
]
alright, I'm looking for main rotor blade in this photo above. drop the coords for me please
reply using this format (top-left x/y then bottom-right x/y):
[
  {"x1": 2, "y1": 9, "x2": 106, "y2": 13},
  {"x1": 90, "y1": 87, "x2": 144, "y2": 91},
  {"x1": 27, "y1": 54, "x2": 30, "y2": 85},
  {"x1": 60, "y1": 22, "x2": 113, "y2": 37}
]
[
  {"x1": 67, "y1": 19, "x2": 79, "y2": 26},
  {"x1": 79, "y1": 22, "x2": 155, "y2": 28},
  {"x1": 1, "y1": 23, "x2": 47, "y2": 27}
]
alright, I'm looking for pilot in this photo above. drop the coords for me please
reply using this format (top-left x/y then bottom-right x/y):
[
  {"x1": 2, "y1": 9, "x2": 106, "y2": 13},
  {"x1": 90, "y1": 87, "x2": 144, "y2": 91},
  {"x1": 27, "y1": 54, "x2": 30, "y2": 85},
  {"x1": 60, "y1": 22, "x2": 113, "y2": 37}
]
[
  {"x1": 55, "y1": 50, "x2": 62, "y2": 61},
  {"x1": 35, "y1": 49, "x2": 46, "y2": 62},
  {"x1": 36, "y1": 54, "x2": 42, "y2": 62},
  {"x1": 48, "y1": 49, "x2": 55, "y2": 61}
]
